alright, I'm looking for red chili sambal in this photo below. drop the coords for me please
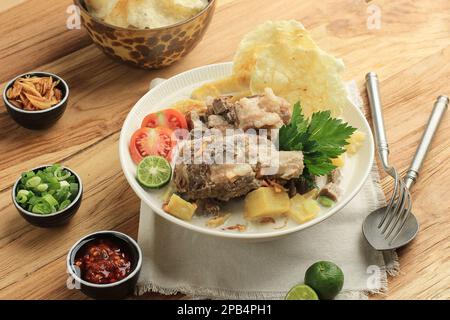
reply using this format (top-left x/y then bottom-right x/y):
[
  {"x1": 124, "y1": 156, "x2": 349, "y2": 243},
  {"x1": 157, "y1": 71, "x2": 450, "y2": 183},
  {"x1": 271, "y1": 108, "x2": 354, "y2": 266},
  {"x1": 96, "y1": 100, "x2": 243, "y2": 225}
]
[{"x1": 74, "y1": 239, "x2": 132, "y2": 284}]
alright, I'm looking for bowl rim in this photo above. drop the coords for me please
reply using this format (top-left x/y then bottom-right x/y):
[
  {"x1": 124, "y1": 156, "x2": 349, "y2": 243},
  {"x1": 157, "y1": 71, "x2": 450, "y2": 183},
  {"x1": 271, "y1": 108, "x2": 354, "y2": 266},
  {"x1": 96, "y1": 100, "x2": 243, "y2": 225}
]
[
  {"x1": 66, "y1": 230, "x2": 143, "y2": 289},
  {"x1": 74, "y1": 0, "x2": 216, "y2": 32},
  {"x1": 119, "y1": 62, "x2": 376, "y2": 240},
  {"x1": 3, "y1": 71, "x2": 70, "y2": 114},
  {"x1": 12, "y1": 165, "x2": 83, "y2": 218}
]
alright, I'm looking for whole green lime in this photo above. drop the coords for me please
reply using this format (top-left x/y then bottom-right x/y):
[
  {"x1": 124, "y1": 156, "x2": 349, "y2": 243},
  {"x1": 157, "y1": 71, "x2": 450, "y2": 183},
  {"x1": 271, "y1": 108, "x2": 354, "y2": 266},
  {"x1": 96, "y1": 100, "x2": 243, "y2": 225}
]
[{"x1": 304, "y1": 261, "x2": 344, "y2": 300}]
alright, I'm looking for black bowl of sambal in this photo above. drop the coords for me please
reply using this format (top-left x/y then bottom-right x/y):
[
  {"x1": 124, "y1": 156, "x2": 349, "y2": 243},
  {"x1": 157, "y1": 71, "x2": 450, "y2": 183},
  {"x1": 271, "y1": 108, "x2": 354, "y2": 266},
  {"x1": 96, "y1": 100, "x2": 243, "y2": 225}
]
[{"x1": 67, "y1": 231, "x2": 142, "y2": 300}]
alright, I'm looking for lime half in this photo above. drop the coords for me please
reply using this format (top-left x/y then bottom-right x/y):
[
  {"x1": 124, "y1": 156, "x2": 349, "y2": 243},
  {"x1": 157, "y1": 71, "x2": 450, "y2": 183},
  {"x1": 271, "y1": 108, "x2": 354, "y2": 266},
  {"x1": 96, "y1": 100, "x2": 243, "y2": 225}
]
[
  {"x1": 137, "y1": 156, "x2": 172, "y2": 189},
  {"x1": 285, "y1": 284, "x2": 319, "y2": 300}
]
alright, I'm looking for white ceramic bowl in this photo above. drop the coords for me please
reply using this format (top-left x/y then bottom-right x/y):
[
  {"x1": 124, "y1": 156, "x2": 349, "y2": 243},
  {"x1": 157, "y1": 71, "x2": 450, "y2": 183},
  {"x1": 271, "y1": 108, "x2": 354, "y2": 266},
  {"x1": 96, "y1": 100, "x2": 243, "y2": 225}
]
[{"x1": 119, "y1": 63, "x2": 374, "y2": 241}]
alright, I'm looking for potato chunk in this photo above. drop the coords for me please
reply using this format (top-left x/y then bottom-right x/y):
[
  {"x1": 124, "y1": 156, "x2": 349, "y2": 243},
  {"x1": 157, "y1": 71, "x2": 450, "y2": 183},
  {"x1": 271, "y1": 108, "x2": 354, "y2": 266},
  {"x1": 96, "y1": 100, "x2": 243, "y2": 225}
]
[
  {"x1": 164, "y1": 194, "x2": 197, "y2": 221},
  {"x1": 303, "y1": 188, "x2": 319, "y2": 199},
  {"x1": 244, "y1": 187, "x2": 290, "y2": 220},
  {"x1": 288, "y1": 195, "x2": 320, "y2": 224},
  {"x1": 331, "y1": 154, "x2": 345, "y2": 167},
  {"x1": 346, "y1": 131, "x2": 366, "y2": 155}
]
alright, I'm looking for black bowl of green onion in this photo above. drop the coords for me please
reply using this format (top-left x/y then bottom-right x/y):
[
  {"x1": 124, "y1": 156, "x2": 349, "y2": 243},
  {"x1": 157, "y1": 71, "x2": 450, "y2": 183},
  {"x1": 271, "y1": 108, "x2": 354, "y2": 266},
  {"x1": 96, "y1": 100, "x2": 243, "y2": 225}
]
[{"x1": 12, "y1": 164, "x2": 83, "y2": 228}]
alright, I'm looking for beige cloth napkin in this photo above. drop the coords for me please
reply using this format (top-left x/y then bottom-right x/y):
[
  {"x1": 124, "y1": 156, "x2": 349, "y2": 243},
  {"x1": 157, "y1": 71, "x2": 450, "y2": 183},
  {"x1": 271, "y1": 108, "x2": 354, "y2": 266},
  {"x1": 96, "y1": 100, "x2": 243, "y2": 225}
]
[{"x1": 135, "y1": 81, "x2": 399, "y2": 300}]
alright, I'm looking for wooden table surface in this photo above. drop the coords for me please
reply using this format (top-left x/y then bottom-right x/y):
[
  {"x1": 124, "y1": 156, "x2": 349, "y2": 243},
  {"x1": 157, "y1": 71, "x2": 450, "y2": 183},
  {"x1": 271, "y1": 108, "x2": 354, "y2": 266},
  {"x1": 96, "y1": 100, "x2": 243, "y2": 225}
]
[{"x1": 0, "y1": 0, "x2": 449, "y2": 300}]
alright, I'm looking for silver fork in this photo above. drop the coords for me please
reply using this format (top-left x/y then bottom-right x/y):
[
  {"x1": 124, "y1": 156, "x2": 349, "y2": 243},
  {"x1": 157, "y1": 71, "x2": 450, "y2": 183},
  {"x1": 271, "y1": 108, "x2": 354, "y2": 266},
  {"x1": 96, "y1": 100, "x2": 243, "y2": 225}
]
[
  {"x1": 364, "y1": 72, "x2": 448, "y2": 249},
  {"x1": 365, "y1": 72, "x2": 412, "y2": 242}
]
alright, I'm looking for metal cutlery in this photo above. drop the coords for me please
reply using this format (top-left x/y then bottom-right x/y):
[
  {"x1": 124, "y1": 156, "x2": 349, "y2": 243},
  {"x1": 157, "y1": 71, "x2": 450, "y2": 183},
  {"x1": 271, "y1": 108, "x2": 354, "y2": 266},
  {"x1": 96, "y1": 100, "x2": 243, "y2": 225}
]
[{"x1": 363, "y1": 72, "x2": 448, "y2": 250}]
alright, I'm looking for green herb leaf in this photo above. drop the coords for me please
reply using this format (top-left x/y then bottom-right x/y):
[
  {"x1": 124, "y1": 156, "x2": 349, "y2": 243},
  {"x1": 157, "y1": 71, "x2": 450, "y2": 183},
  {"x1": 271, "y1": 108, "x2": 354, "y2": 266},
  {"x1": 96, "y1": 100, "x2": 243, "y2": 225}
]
[
  {"x1": 279, "y1": 102, "x2": 309, "y2": 151},
  {"x1": 279, "y1": 103, "x2": 356, "y2": 176},
  {"x1": 307, "y1": 110, "x2": 356, "y2": 159},
  {"x1": 296, "y1": 168, "x2": 317, "y2": 191}
]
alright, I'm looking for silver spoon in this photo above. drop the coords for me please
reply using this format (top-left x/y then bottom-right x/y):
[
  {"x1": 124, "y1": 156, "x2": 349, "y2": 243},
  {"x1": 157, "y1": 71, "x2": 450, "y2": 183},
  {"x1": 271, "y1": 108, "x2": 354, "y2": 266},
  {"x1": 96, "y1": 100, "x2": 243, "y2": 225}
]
[{"x1": 363, "y1": 86, "x2": 448, "y2": 250}]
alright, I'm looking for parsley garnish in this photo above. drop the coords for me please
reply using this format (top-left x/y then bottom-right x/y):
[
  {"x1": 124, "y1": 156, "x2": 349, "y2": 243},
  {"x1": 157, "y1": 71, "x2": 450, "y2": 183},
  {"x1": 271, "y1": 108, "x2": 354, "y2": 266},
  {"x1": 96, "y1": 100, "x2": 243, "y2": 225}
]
[{"x1": 279, "y1": 102, "x2": 356, "y2": 176}]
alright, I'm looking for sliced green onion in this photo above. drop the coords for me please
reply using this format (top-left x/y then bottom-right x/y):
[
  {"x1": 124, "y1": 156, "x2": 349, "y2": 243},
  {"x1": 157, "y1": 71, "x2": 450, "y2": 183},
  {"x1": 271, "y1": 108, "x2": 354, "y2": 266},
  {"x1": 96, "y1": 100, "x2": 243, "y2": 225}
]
[
  {"x1": 59, "y1": 200, "x2": 71, "y2": 210},
  {"x1": 47, "y1": 176, "x2": 61, "y2": 190},
  {"x1": 54, "y1": 167, "x2": 71, "y2": 181},
  {"x1": 17, "y1": 189, "x2": 30, "y2": 197},
  {"x1": 16, "y1": 190, "x2": 30, "y2": 204},
  {"x1": 25, "y1": 176, "x2": 41, "y2": 188},
  {"x1": 69, "y1": 183, "x2": 79, "y2": 198},
  {"x1": 55, "y1": 188, "x2": 70, "y2": 203},
  {"x1": 20, "y1": 171, "x2": 35, "y2": 184},
  {"x1": 60, "y1": 180, "x2": 70, "y2": 188},
  {"x1": 32, "y1": 201, "x2": 53, "y2": 215},
  {"x1": 36, "y1": 171, "x2": 47, "y2": 181},
  {"x1": 28, "y1": 196, "x2": 40, "y2": 206},
  {"x1": 318, "y1": 196, "x2": 335, "y2": 208},
  {"x1": 36, "y1": 184, "x2": 49, "y2": 192},
  {"x1": 66, "y1": 176, "x2": 76, "y2": 183},
  {"x1": 44, "y1": 166, "x2": 55, "y2": 173},
  {"x1": 42, "y1": 194, "x2": 58, "y2": 207}
]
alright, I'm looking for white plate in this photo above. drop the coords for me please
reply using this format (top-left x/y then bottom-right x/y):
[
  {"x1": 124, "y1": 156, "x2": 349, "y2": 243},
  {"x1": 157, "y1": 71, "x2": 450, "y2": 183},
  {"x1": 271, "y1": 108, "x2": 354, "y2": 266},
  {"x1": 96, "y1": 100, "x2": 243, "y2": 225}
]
[{"x1": 119, "y1": 62, "x2": 374, "y2": 241}]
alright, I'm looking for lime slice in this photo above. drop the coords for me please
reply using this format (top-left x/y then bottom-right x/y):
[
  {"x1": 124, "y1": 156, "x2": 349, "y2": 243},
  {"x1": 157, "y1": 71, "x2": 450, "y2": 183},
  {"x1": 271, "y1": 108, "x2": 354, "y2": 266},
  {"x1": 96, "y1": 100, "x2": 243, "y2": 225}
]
[
  {"x1": 137, "y1": 156, "x2": 172, "y2": 189},
  {"x1": 285, "y1": 284, "x2": 319, "y2": 300}
]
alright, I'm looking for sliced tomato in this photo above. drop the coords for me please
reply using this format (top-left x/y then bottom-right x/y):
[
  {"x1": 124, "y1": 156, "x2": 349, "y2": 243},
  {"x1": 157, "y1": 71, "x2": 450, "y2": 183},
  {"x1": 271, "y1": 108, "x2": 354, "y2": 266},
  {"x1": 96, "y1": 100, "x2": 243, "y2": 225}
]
[
  {"x1": 141, "y1": 109, "x2": 188, "y2": 131},
  {"x1": 129, "y1": 127, "x2": 175, "y2": 164}
]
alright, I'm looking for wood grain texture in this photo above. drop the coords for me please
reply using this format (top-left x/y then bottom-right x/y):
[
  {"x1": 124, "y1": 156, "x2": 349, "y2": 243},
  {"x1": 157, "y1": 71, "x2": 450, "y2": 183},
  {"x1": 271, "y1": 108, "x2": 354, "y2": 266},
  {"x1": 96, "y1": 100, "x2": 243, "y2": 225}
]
[{"x1": 0, "y1": 0, "x2": 449, "y2": 300}]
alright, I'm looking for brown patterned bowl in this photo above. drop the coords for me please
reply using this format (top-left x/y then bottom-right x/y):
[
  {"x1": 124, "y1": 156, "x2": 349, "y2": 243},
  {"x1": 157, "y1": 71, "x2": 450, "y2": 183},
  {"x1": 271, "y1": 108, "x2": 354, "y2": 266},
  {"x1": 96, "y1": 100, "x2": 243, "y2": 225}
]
[{"x1": 74, "y1": 0, "x2": 216, "y2": 69}]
